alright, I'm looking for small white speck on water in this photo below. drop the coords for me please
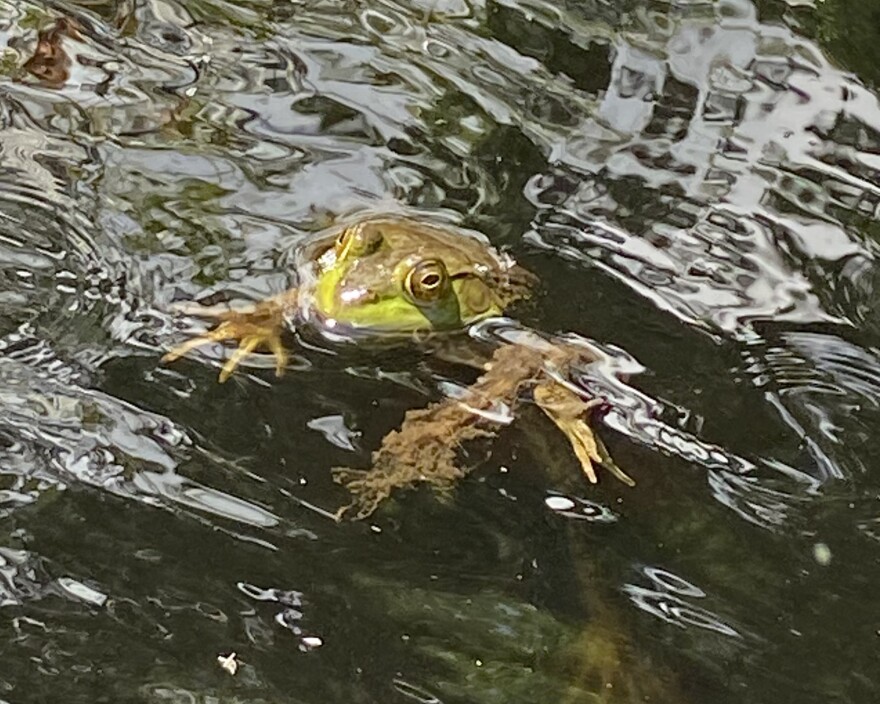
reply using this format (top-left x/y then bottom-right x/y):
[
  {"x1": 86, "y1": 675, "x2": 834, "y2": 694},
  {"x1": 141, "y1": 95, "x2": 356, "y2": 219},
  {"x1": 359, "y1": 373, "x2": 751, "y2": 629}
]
[
  {"x1": 217, "y1": 652, "x2": 238, "y2": 675},
  {"x1": 813, "y1": 542, "x2": 832, "y2": 566}
]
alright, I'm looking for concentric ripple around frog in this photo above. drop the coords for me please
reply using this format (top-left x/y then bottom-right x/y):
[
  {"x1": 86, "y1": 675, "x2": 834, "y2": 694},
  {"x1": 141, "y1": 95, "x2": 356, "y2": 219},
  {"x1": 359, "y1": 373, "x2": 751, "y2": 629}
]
[{"x1": 163, "y1": 216, "x2": 633, "y2": 517}]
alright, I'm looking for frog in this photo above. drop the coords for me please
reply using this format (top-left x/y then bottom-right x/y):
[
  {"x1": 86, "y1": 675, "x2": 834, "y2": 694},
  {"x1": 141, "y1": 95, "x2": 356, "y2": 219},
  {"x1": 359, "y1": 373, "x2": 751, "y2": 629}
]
[{"x1": 163, "y1": 215, "x2": 633, "y2": 517}]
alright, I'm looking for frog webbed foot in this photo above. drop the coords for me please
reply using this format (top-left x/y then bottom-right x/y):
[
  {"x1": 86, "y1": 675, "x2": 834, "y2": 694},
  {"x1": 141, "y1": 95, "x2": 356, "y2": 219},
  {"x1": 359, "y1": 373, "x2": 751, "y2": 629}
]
[
  {"x1": 533, "y1": 381, "x2": 635, "y2": 487},
  {"x1": 162, "y1": 291, "x2": 296, "y2": 382}
]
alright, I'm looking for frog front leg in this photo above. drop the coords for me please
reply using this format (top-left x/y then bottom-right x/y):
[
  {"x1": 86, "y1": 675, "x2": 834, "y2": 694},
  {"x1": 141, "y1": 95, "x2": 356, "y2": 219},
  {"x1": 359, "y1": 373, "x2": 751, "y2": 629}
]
[{"x1": 162, "y1": 289, "x2": 297, "y2": 382}]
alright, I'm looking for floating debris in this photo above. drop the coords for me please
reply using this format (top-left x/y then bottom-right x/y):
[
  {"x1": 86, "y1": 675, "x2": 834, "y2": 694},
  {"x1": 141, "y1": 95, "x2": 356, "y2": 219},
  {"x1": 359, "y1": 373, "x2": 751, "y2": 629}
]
[
  {"x1": 217, "y1": 652, "x2": 238, "y2": 675},
  {"x1": 22, "y1": 17, "x2": 83, "y2": 88}
]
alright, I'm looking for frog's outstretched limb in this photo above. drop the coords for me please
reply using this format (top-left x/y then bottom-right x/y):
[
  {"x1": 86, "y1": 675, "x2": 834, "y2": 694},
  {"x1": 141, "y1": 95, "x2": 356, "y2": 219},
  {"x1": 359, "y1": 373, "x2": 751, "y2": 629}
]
[
  {"x1": 533, "y1": 381, "x2": 635, "y2": 487},
  {"x1": 162, "y1": 291, "x2": 296, "y2": 382},
  {"x1": 333, "y1": 342, "x2": 635, "y2": 520}
]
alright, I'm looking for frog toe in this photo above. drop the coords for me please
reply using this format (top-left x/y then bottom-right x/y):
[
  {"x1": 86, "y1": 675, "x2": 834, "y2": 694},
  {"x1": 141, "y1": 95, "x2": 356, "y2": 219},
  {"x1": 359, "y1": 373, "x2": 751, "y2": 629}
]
[
  {"x1": 265, "y1": 334, "x2": 289, "y2": 378},
  {"x1": 162, "y1": 321, "x2": 242, "y2": 364},
  {"x1": 218, "y1": 336, "x2": 262, "y2": 383},
  {"x1": 214, "y1": 330, "x2": 287, "y2": 382}
]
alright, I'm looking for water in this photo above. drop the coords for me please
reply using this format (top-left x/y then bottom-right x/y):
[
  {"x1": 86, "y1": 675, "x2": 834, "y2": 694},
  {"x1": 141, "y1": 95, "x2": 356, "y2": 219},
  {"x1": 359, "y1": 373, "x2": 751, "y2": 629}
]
[{"x1": 1, "y1": 0, "x2": 879, "y2": 701}]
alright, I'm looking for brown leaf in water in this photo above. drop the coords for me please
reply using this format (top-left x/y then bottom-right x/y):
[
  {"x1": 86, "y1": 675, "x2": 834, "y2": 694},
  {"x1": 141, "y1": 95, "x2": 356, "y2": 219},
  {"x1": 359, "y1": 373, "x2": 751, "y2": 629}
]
[{"x1": 23, "y1": 17, "x2": 84, "y2": 89}]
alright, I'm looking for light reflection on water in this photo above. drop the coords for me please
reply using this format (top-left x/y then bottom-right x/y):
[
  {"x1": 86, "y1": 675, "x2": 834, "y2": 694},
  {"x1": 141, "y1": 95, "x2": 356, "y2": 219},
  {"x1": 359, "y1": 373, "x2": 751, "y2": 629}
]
[{"x1": 1, "y1": 0, "x2": 880, "y2": 701}]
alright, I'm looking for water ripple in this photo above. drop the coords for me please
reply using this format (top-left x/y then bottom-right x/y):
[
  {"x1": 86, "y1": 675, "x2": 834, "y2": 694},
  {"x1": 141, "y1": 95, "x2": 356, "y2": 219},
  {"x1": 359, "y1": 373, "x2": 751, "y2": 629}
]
[
  {"x1": 0, "y1": 0, "x2": 877, "y2": 699},
  {"x1": 237, "y1": 581, "x2": 314, "y2": 647},
  {"x1": 743, "y1": 330, "x2": 880, "y2": 483},
  {"x1": 624, "y1": 565, "x2": 742, "y2": 638},
  {"x1": 0, "y1": 0, "x2": 198, "y2": 136},
  {"x1": 0, "y1": 343, "x2": 280, "y2": 531}
]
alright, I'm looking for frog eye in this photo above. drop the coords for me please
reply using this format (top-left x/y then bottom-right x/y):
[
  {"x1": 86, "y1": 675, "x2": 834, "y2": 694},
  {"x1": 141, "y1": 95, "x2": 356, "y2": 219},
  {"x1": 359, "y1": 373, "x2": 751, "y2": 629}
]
[
  {"x1": 405, "y1": 259, "x2": 449, "y2": 303},
  {"x1": 336, "y1": 224, "x2": 383, "y2": 257}
]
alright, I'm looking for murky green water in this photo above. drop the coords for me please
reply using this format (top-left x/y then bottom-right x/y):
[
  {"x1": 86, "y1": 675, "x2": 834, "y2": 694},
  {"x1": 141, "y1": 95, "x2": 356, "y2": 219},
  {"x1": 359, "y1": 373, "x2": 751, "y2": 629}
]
[{"x1": 1, "y1": 0, "x2": 879, "y2": 701}]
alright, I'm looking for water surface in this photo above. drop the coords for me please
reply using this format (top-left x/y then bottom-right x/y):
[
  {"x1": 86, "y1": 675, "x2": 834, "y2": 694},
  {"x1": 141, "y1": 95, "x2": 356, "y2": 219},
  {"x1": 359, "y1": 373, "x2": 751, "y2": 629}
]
[{"x1": 1, "y1": 0, "x2": 879, "y2": 702}]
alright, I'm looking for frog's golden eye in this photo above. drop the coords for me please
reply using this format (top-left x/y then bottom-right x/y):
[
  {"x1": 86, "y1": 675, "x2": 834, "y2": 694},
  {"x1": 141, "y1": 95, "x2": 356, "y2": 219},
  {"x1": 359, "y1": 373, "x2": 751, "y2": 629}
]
[
  {"x1": 405, "y1": 259, "x2": 450, "y2": 303},
  {"x1": 336, "y1": 224, "x2": 383, "y2": 257}
]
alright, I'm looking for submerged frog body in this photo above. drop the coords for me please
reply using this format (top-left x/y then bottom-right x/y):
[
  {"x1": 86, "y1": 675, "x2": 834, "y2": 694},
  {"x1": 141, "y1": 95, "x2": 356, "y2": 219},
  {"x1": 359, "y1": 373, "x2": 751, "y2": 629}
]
[{"x1": 163, "y1": 216, "x2": 632, "y2": 516}]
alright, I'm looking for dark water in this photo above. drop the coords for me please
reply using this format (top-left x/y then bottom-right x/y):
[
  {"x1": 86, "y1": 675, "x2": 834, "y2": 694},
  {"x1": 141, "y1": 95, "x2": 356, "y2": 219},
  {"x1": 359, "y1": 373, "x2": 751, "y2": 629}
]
[{"x1": 1, "y1": 0, "x2": 879, "y2": 701}]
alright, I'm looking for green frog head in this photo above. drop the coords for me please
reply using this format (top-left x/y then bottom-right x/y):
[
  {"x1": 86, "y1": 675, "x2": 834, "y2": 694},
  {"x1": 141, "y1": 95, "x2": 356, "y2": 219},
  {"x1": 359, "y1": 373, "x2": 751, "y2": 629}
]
[{"x1": 301, "y1": 217, "x2": 534, "y2": 336}]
